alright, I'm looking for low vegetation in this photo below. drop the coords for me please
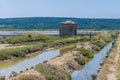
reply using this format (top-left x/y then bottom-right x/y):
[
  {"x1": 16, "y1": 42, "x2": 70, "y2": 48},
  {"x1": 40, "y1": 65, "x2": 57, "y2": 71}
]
[
  {"x1": 17, "y1": 75, "x2": 43, "y2": 80},
  {"x1": 117, "y1": 46, "x2": 120, "y2": 80},
  {"x1": 91, "y1": 44, "x2": 101, "y2": 52},
  {"x1": 1, "y1": 34, "x2": 58, "y2": 44},
  {"x1": 117, "y1": 59, "x2": 120, "y2": 80},
  {"x1": 1, "y1": 34, "x2": 90, "y2": 44},
  {"x1": 92, "y1": 41, "x2": 105, "y2": 49},
  {"x1": 74, "y1": 58, "x2": 85, "y2": 65},
  {"x1": 77, "y1": 48, "x2": 94, "y2": 58},
  {"x1": 0, "y1": 45, "x2": 45, "y2": 61},
  {"x1": 35, "y1": 64, "x2": 71, "y2": 80}
]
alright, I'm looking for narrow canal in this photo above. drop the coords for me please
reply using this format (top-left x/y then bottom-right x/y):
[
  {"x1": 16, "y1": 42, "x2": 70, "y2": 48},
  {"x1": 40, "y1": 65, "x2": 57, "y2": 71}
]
[
  {"x1": 0, "y1": 50, "x2": 60, "y2": 78},
  {"x1": 72, "y1": 41, "x2": 114, "y2": 80}
]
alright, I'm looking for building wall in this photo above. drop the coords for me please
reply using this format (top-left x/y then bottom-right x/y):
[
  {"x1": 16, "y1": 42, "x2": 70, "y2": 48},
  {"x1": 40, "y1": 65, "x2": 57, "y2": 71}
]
[{"x1": 60, "y1": 24, "x2": 77, "y2": 37}]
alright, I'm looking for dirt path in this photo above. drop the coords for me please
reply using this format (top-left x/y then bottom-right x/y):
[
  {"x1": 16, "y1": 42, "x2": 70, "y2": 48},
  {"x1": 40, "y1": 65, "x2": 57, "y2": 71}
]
[
  {"x1": 0, "y1": 44, "x2": 25, "y2": 50},
  {"x1": 96, "y1": 35, "x2": 120, "y2": 80},
  {"x1": 8, "y1": 69, "x2": 46, "y2": 80},
  {"x1": 47, "y1": 50, "x2": 82, "y2": 73}
]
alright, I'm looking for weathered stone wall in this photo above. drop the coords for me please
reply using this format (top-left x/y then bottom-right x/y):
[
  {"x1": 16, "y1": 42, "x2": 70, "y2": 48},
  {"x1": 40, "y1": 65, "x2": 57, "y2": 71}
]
[{"x1": 60, "y1": 21, "x2": 77, "y2": 37}]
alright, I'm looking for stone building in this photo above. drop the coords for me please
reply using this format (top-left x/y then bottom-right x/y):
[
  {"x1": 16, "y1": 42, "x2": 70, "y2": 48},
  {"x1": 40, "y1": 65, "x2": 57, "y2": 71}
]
[{"x1": 60, "y1": 21, "x2": 77, "y2": 37}]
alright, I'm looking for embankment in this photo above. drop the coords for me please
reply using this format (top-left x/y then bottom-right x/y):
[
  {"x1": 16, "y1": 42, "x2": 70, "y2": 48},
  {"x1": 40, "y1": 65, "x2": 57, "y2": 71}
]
[{"x1": 96, "y1": 34, "x2": 120, "y2": 80}]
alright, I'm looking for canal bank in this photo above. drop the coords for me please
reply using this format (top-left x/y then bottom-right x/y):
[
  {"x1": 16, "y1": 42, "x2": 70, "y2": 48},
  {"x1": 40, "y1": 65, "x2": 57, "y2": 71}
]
[{"x1": 96, "y1": 34, "x2": 120, "y2": 80}]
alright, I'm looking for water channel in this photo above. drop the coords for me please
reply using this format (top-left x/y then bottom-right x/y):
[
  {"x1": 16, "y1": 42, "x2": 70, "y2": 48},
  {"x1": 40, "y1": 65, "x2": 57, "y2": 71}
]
[
  {"x1": 0, "y1": 50, "x2": 60, "y2": 78},
  {"x1": 72, "y1": 41, "x2": 114, "y2": 80}
]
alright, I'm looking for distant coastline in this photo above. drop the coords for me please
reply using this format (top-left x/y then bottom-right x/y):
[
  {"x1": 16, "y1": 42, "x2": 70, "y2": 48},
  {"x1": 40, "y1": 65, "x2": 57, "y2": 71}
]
[{"x1": 0, "y1": 17, "x2": 120, "y2": 30}]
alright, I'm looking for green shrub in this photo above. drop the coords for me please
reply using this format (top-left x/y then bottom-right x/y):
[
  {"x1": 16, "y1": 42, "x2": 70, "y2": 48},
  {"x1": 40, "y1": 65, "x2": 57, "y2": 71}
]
[
  {"x1": 92, "y1": 44, "x2": 101, "y2": 51},
  {"x1": 1, "y1": 34, "x2": 58, "y2": 44},
  {"x1": 74, "y1": 58, "x2": 85, "y2": 65},
  {"x1": 77, "y1": 48, "x2": 94, "y2": 58},
  {"x1": 0, "y1": 54, "x2": 8, "y2": 60},
  {"x1": 0, "y1": 45, "x2": 43, "y2": 61},
  {"x1": 92, "y1": 41, "x2": 105, "y2": 49},
  {"x1": 92, "y1": 33, "x2": 115, "y2": 44},
  {"x1": 53, "y1": 37, "x2": 79, "y2": 46},
  {"x1": 35, "y1": 64, "x2": 70, "y2": 80},
  {"x1": 99, "y1": 34, "x2": 113, "y2": 43}
]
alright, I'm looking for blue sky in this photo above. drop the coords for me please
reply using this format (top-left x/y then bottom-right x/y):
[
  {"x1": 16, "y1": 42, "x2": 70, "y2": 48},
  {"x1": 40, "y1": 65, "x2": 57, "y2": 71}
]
[{"x1": 0, "y1": 0, "x2": 120, "y2": 18}]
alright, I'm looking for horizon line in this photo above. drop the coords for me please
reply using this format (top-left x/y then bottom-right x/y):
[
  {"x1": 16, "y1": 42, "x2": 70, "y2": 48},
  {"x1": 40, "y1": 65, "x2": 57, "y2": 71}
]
[{"x1": 0, "y1": 16, "x2": 120, "y2": 19}]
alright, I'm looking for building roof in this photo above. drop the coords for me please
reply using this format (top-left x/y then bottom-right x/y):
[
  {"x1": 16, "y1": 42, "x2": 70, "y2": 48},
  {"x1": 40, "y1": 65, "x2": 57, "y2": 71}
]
[{"x1": 61, "y1": 21, "x2": 76, "y2": 24}]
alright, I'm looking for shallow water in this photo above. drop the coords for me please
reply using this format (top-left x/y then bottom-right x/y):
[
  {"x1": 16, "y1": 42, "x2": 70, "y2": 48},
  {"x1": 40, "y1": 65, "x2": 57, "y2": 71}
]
[
  {"x1": 0, "y1": 50, "x2": 60, "y2": 78},
  {"x1": 0, "y1": 32, "x2": 21, "y2": 40},
  {"x1": 0, "y1": 42, "x2": 78, "y2": 79},
  {"x1": 72, "y1": 42, "x2": 113, "y2": 80}
]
